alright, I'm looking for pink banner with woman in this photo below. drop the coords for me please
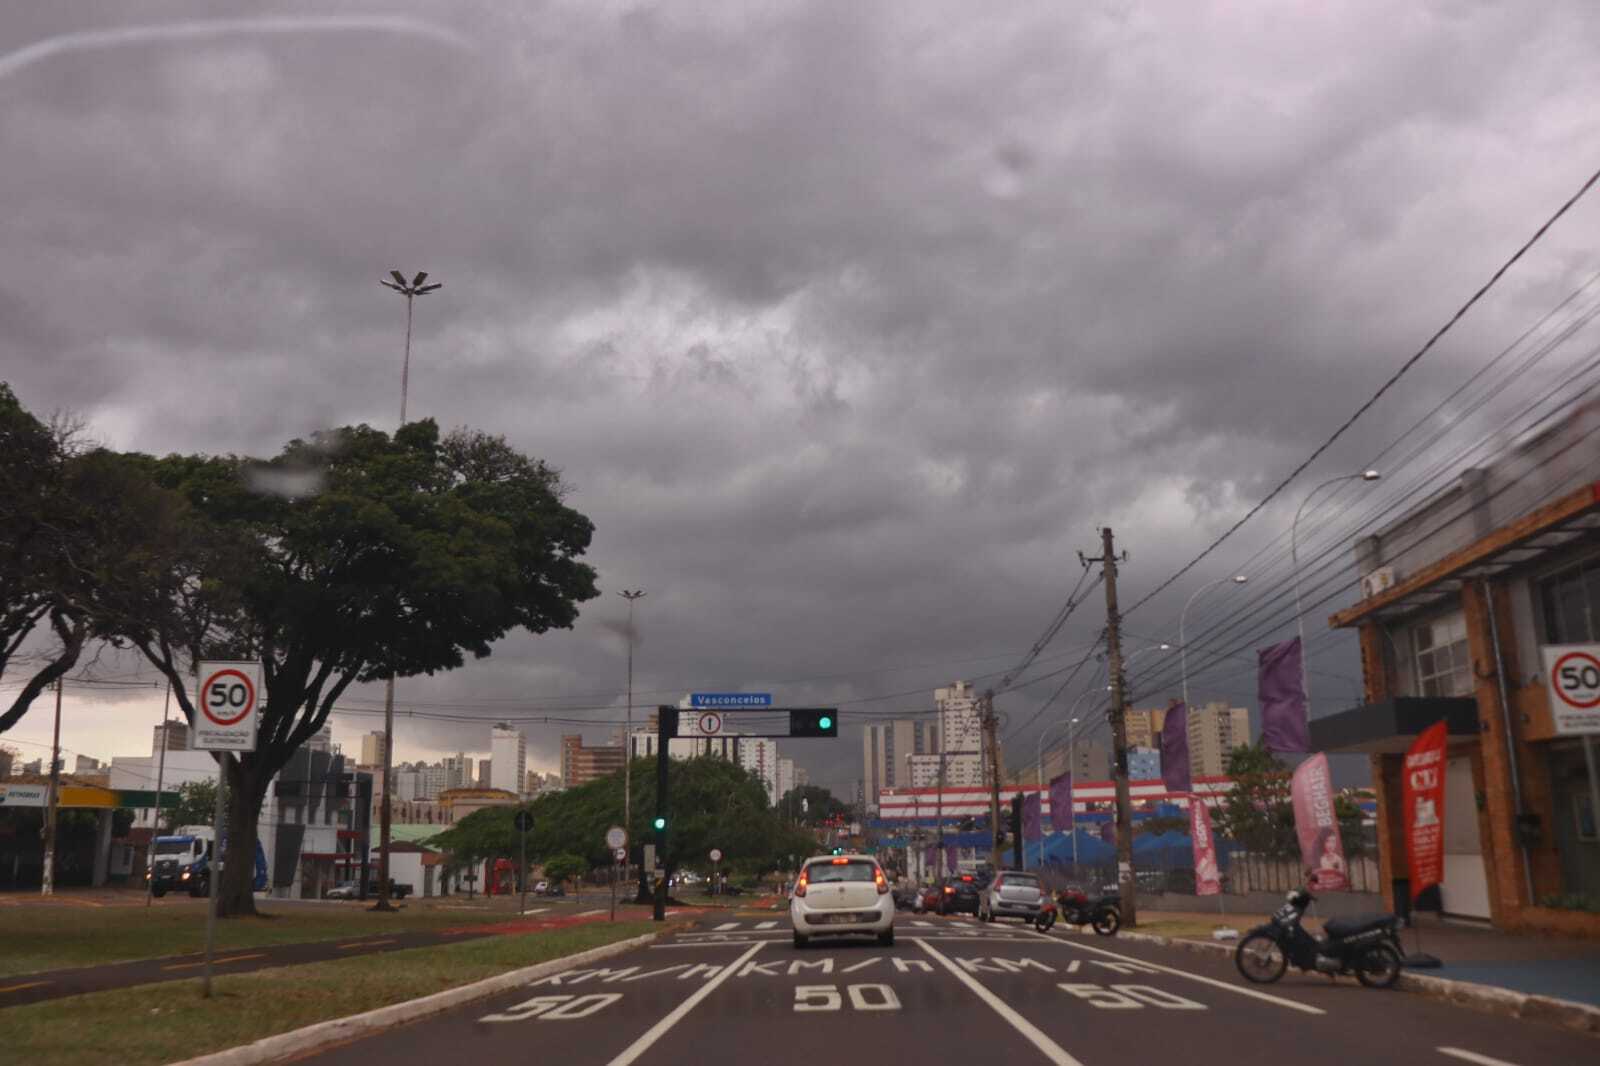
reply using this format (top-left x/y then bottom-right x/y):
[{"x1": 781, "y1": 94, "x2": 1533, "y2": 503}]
[
  {"x1": 1190, "y1": 798, "x2": 1221, "y2": 896},
  {"x1": 1291, "y1": 753, "x2": 1349, "y2": 890}
]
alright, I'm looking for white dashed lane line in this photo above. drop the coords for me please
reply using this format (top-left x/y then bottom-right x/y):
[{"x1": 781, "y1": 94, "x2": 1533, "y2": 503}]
[
  {"x1": 914, "y1": 939, "x2": 1085, "y2": 1066},
  {"x1": 1438, "y1": 1050, "x2": 1523, "y2": 1066}
]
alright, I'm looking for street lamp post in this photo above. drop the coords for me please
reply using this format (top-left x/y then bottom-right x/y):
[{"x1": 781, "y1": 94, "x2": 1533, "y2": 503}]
[
  {"x1": 620, "y1": 590, "x2": 645, "y2": 858},
  {"x1": 374, "y1": 270, "x2": 442, "y2": 913},
  {"x1": 1292, "y1": 471, "x2": 1379, "y2": 716},
  {"x1": 1179, "y1": 576, "x2": 1249, "y2": 710}
]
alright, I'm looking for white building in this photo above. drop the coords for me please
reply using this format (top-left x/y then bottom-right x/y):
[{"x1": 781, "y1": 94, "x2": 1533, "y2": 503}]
[
  {"x1": 776, "y1": 757, "x2": 796, "y2": 802},
  {"x1": 110, "y1": 751, "x2": 220, "y2": 831},
  {"x1": 738, "y1": 738, "x2": 780, "y2": 805},
  {"x1": 395, "y1": 768, "x2": 425, "y2": 801},
  {"x1": 490, "y1": 724, "x2": 527, "y2": 796},
  {"x1": 935, "y1": 681, "x2": 985, "y2": 787}
]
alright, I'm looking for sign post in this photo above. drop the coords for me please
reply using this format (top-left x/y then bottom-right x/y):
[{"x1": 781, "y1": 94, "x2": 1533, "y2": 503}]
[
  {"x1": 606, "y1": 827, "x2": 626, "y2": 922},
  {"x1": 515, "y1": 809, "x2": 534, "y2": 914},
  {"x1": 1543, "y1": 645, "x2": 1600, "y2": 864},
  {"x1": 709, "y1": 848, "x2": 723, "y2": 895},
  {"x1": 194, "y1": 661, "x2": 260, "y2": 999}
]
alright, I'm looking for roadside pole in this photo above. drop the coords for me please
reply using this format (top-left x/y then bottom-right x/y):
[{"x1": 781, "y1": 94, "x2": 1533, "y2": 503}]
[
  {"x1": 202, "y1": 752, "x2": 228, "y2": 998},
  {"x1": 147, "y1": 680, "x2": 173, "y2": 907},
  {"x1": 1082, "y1": 526, "x2": 1139, "y2": 928},
  {"x1": 41, "y1": 678, "x2": 63, "y2": 897},
  {"x1": 516, "y1": 808, "x2": 531, "y2": 915}
]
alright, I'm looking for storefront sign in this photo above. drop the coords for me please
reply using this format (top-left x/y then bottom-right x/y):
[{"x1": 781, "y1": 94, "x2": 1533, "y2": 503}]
[
  {"x1": 1541, "y1": 644, "x2": 1600, "y2": 735},
  {"x1": 1402, "y1": 719, "x2": 1448, "y2": 901},
  {"x1": 0, "y1": 783, "x2": 48, "y2": 807}
]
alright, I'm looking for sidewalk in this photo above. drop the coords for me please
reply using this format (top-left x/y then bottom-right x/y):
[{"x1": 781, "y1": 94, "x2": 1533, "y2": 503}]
[{"x1": 1142, "y1": 909, "x2": 1600, "y2": 1008}]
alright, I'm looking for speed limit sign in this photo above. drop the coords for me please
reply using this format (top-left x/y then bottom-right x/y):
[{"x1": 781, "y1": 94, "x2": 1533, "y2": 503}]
[
  {"x1": 1542, "y1": 644, "x2": 1600, "y2": 735},
  {"x1": 194, "y1": 661, "x2": 262, "y2": 751}
]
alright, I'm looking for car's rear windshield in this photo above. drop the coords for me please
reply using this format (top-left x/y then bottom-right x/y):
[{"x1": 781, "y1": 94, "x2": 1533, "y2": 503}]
[
  {"x1": 807, "y1": 860, "x2": 877, "y2": 883},
  {"x1": 1002, "y1": 874, "x2": 1039, "y2": 887}
]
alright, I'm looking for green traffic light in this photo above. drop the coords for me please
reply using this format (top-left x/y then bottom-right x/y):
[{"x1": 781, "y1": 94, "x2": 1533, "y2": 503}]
[
  {"x1": 653, "y1": 817, "x2": 666, "y2": 830},
  {"x1": 818, "y1": 716, "x2": 832, "y2": 730}
]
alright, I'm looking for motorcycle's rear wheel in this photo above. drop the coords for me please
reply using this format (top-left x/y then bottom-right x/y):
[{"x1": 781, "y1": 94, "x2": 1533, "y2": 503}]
[
  {"x1": 1355, "y1": 943, "x2": 1402, "y2": 989},
  {"x1": 1091, "y1": 907, "x2": 1120, "y2": 936},
  {"x1": 1235, "y1": 932, "x2": 1288, "y2": 984}
]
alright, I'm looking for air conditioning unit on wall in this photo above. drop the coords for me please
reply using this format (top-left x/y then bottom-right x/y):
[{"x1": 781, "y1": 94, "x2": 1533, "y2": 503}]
[{"x1": 1360, "y1": 566, "x2": 1396, "y2": 599}]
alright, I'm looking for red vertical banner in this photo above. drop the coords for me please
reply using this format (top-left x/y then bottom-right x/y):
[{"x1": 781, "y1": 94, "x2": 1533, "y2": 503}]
[
  {"x1": 1291, "y1": 753, "x2": 1349, "y2": 891},
  {"x1": 1190, "y1": 799, "x2": 1221, "y2": 896},
  {"x1": 1402, "y1": 719, "x2": 1448, "y2": 902}
]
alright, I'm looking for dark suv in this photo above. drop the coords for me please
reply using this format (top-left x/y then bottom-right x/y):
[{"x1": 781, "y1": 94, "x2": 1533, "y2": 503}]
[{"x1": 935, "y1": 873, "x2": 983, "y2": 915}]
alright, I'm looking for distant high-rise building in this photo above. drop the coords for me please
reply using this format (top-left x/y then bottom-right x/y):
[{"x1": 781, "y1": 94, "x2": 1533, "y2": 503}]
[
  {"x1": 395, "y1": 768, "x2": 424, "y2": 801},
  {"x1": 304, "y1": 725, "x2": 335, "y2": 754},
  {"x1": 776, "y1": 757, "x2": 796, "y2": 803},
  {"x1": 0, "y1": 747, "x2": 13, "y2": 778},
  {"x1": 739, "y1": 738, "x2": 780, "y2": 804},
  {"x1": 152, "y1": 720, "x2": 189, "y2": 756},
  {"x1": 360, "y1": 731, "x2": 387, "y2": 767},
  {"x1": 1128, "y1": 746, "x2": 1162, "y2": 781},
  {"x1": 1123, "y1": 708, "x2": 1164, "y2": 749},
  {"x1": 862, "y1": 718, "x2": 940, "y2": 810},
  {"x1": 936, "y1": 681, "x2": 984, "y2": 787},
  {"x1": 560, "y1": 735, "x2": 625, "y2": 788},
  {"x1": 441, "y1": 753, "x2": 472, "y2": 791},
  {"x1": 1189, "y1": 701, "x2": 1250, "y2": 778},
  {"x1": 794, "y1": 766, "x2": 809, "y2": 789},
  {"x1": 477, "y1": 758, "x2": 493, "y2": 788},
  {"x1": 490, "y1": 724, "x2": 527, "y2": 795},
  {"x1": 73, "y1": 755, "x2": 102, "y2": 774}
]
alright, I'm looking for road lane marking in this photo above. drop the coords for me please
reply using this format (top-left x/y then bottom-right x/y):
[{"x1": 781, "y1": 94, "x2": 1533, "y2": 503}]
[
  {"x1": 1438, "y1": 1050, "x2": 1522, "y2": 1066},
  {"x1": 912, "y1": 921, "x2": 934, "y2": 927},
  {"x1": 607, "y1": 941, "x2": 766, "y2": 1066},
  {"x1": 0, "y1": 980, "x2": 52, "y2": 994},
  {"x1": 577, "y1": 909, "x2": 606, "y2": 917},
  {"x1": 161, "y1": 953, "x2": 266, "y2": 971},
  {"x1": 714, "y1": 922, "x2": 740, "y2": 931},
  {"x1": 520, "y1": 907, "x2": 550, "y2": 916},
  {"x1": 840, "y1": 957, "x2": 882, "y2": 974},
  {"x1": 1026, "y1": 932, "x2": 1323, "y2": 1014},
  {"x1": 914, "y1": 940, "x2": 1085, "y2": 1066},
  {"x1": 339, "y1": 938, "x2": 398, "y2": 949},
  {"x1": 755, "y1": 920, "x2": 778, "y2": 929}
]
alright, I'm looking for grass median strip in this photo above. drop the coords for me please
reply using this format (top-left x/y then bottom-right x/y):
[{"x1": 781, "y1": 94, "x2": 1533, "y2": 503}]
[
  {"x1": 6, "y1": 920, "x2": 661, "y2": 1066},
  {"x1": 0, "y1": 899, "x2": 585, "y2": 978}
]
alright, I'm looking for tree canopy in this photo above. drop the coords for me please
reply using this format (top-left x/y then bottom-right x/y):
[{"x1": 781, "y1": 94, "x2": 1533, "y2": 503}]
[
  {"x1": 1212, "y1": 740, "x2": 1296, "y2": 855},
  {"x1": 777, "y1": 784, "x2": 849, "y2": 827},
  {"x1": 106, "y1": 420, "x2": 599, "y2": 914}
]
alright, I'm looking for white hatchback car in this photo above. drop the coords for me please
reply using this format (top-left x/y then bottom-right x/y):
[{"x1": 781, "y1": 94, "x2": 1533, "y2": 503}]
[{"x1": 789, "y1": 854, "x2": 895, "y2": 948}]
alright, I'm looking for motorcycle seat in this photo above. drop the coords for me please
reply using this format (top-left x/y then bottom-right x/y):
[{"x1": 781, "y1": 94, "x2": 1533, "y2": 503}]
[{"x1": 1323, "y1": 914, "x2": 1394, "y2": 939}]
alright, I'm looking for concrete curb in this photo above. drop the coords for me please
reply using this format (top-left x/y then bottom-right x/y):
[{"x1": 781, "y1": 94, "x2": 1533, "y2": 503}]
[
  {"x1": 1112, "y1": 929, "x2": 1600, "y2": 1035},
  {"x1": 164, "y1": 931, "x2": 659, "y2": 1066}
]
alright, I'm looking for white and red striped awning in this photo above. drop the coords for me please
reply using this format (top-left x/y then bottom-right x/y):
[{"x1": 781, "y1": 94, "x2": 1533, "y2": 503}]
[{"x1": 876, "y1": 776, "x2": 1235, "y2": 820}]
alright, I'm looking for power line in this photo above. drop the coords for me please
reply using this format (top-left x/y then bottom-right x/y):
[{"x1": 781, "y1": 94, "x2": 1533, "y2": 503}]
[{"x1": 1125, "y1": 161, "x2": 1600, "y2": 620}]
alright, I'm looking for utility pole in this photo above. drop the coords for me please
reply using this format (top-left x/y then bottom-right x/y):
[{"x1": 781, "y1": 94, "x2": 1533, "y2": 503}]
[
  {"x1": 147, "y1": 680, "x2": 173, "y2": 907},
  {"x1": 620, "y1": 589, "x2": 645, "y2": 866},
  {"x1": 41, "y1": 678, "x2": 63, "y2": 897},
  {"x1": 980, "y1": 690, "x2": 1004, "y2": 870},
  {"x1": 1081, "y1": 526, "x2": 1138, "y2": 927}
]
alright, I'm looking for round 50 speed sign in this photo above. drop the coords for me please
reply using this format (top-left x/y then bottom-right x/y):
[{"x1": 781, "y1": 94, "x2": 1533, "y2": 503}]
[
  {"x1": 1542, "y1": 645, "x2": 1600, "y2": 736},
  {"x1": 195, "y1": 661, "x2": 262, "y2": 752}
]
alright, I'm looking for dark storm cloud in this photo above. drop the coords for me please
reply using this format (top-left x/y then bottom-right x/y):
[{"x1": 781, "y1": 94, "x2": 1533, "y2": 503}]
[{"x1": 5, "y1": 1, "x2": 1600, "y2": 785}]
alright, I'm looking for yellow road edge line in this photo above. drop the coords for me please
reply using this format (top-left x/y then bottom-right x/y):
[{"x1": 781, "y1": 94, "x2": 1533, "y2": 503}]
[
  {"x1": 0, "y1": 980, "x2": 53, "y2": 994},
  {"x1": 339, "y1": 938, "x2": 399, "y2": 949}
]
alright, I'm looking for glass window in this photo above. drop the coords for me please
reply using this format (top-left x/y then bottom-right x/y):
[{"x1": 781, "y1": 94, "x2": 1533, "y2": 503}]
[
  {"x1": 1540, "y1": 556, "x2": 1600, "y2": 645},
  {"x1": 1411, "y1": 612, "x2": 1471, "y2": 697},
  {"x1": 806, "y1": 859, "x2": 877, "y2": 883}
]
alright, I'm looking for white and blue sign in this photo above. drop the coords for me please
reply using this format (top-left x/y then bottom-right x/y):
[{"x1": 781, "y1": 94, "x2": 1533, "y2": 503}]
[{"x1": 690, "y1": 692, "x2": 772, "y2": 708}]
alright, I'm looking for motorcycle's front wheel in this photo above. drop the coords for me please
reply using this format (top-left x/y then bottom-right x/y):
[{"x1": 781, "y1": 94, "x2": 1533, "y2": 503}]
[
  {"x1": 1091, "y1": 907, "x2": 1120, "y2": 936},
  {"x1": 1235, "y1": 932, "x2": 1288, "y2": 984},
  {"x1": 1035, "y1": 909, "x2": 1057, "y2": 932},
  {"x1": 1355, "y1": 943, "x2": 1402, "y2": 989}
]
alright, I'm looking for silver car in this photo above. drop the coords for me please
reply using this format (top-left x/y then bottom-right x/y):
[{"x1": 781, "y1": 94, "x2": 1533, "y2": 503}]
[{"x1": 978, "y1": 870, "x2": 1043, "y2": 922}]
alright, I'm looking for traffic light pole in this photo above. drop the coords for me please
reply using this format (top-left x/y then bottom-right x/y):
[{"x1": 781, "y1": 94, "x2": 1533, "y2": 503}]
[{"x1": 653, "y1": 706, "x2": 671, "y2": 922}]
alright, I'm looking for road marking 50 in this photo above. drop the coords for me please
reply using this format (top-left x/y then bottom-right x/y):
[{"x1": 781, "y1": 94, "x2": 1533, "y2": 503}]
[
  {"x1": 793, "y1": 983, "x2": 902, "y2": 1012},
  {"x1": 481, "y1": 993, "x2": 622, "y2": 1023},
  {"x1": 1058, "y1": 983, "x2": 1206, "y2": 1010}
]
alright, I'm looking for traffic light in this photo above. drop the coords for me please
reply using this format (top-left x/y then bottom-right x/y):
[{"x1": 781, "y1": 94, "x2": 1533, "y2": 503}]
[
  {"x1": 658, "y1": 707, "x2": 680, "y2": 740},
  {"x1": 789, "y1": 708, "x2": 838, "y2": 737},
  {"x1": 653, "y1": 816, "x2": 666, "y2": 831}
]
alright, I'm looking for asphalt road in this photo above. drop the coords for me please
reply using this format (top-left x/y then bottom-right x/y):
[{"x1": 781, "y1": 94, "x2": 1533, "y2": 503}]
[{"x1": 294, "y1": 912, "x2": 1598, "y2": 1066}]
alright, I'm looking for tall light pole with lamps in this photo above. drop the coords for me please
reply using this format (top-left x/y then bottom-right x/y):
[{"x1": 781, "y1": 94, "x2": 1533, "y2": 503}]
[
  {"x1": 1292, "y1": 471, "x2": 1379, "y2": 715},
  {"x1": 619, "y1": 589, "x2": 645, "y2": 853},
  {"x1": 374, "y1": 270, "x2": 442, "y2": 912}
]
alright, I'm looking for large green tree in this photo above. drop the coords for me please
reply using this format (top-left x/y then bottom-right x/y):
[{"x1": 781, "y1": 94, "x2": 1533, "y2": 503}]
[
  {"x1": 107, "y1": 421, "x2": 599, "y2": 915},
  {"x1": 1211, "y1": 740, "x2": 1296, "y2": 856}
]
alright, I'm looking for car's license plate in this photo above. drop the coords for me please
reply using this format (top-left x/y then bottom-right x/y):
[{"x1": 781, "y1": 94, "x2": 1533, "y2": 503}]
[{"x1": 821, "y1": 913, "x2": 856, "y2": 924}]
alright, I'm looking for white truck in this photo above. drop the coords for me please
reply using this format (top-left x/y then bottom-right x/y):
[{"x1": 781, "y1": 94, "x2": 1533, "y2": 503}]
[{"x1": 146, "y1": 825, "x2": 267, "y2": 897}]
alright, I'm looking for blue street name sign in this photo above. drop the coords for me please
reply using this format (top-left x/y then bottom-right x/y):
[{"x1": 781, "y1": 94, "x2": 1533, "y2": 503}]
[{"x1": 690, "y1": 693, "x2": 773, "y2": 708}]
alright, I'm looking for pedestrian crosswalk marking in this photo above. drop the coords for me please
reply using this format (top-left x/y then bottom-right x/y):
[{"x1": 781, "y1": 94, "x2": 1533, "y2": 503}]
[
  {"x1": 754, "y1": 920, "x2": 778, "y2": 929},
  {"x1": 714, "y1": 922, "x2": 740, "y2": 931}
]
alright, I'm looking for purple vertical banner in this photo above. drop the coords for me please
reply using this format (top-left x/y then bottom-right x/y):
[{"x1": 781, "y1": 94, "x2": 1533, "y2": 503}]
[
  {"x1": 1048, "y1": 772, "x2": 1074, "y2": 831},
  {"x1": 1160, "y1": 701, "x2": 1192, "y2": 793},
  {"x1": 1100, "y1": 819, "x2": 1116, "y2": 843},
  {"x1": 946, "y1": 843, "x2": 960, "y2": 874},
  {"x1": 1259, "y1": 636, "x2": 1310, "y2": 754},
  {"x1": 1022, "y1": 793, "x2": 1042, "y2": 845}
]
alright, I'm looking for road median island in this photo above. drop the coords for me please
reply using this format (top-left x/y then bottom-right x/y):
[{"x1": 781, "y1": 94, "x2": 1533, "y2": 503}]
[{"x1": 6, "y1": 920, "x2": 670, "y2": 1066}]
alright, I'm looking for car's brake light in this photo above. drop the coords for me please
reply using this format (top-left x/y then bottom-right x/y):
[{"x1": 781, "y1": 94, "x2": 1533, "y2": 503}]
[
  {"x1": 795, "y1": 874, "x2": 808, "y2": 898},
  {"x1": 831, "y1": 857, "x2": 849, "y2": 865},
  {"x1": 874, "y1": 867, "x2": 888, "y2": 894},
  {"x1": 944, "y1": 886, "x2": 954, "y2": 894}
]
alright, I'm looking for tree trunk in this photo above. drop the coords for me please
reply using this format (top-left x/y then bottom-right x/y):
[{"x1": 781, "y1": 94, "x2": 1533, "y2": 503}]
[{"x1": 217, "y1": 759, "x2": 266, "y2": 917}]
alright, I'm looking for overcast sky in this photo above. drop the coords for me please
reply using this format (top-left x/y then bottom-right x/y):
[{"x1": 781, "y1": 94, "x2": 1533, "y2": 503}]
[{"x1": 5, "y1": 1, "x2": 1600, "y2": 797}]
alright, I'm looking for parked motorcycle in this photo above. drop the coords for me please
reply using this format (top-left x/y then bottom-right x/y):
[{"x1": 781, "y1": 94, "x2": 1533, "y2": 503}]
[
  {"x1": 1234, "y1": 888, "x2": 1402, "y2": 989},
  {"x1": 1039, "y1": 888, "x2": 1120, "y2": 935}
]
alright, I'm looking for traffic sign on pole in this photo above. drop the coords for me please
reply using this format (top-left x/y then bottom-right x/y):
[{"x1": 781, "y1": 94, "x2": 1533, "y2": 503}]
[
  {"x1": 194, "y1": 662, "x2": 261, "y2": 752},
  {"x1": 606, "y1": 825, "x2": 627, "y2": 850},
  {"x1": 1543, "y1": 644, "x2": 1600, "y2": 734}
]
